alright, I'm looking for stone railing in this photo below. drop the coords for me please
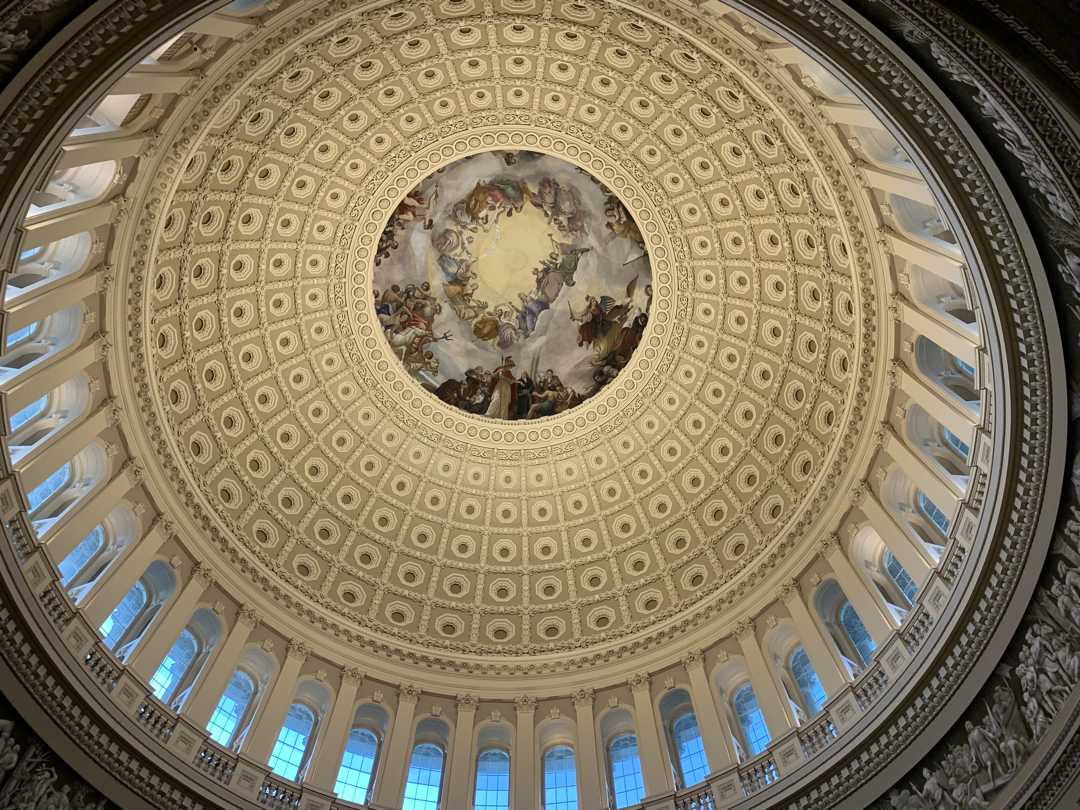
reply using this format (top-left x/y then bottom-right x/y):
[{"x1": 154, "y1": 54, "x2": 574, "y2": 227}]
[{"x1": 0, "y1": 472, "x2": 969, "y2": 810}]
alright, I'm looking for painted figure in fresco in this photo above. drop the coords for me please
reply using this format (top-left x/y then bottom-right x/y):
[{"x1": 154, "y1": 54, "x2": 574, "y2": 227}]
[
  {"x1": 537, "y1": 369, "x2": 563, "y2": 393},
  {"x1": 394, "y1": 185, "x2": 439, "y2": 229},
  {"x1": 544, "y1": 236, "x2": 591, "y2": 287},
  {"x1": 472, "y1": 311, "x2": 501, "y2": 344},
  {"x1": 573, "y1": 295, "x2": 614, "y2": 348},
  {"x1": 530, "y1": 262, "x2": 564, "y2": 306},
  {"x1": 514, "y1": 291, "x2": 548, "y2": 337},
  {"x1": 485, "y1": 357, "x2": 518, "y2": 420},
  {"x1": 603, "y1": 194, "x2": 645, "y2": 248},
  {"x1": 463, "y1": 176, "x2": 531, "y2": 229},
  {"x1": 494, "y1": 305, "x2": 523, "y2": 349},
  {"x1": 526, "y1": 386, "x2": 561, "y2": 420},
  {"x1": 531, "y1": 177, "x2": 588, "y2": 237},
  {"x1": 604, "y1": 312, "x2": 648, "y2": 360}
]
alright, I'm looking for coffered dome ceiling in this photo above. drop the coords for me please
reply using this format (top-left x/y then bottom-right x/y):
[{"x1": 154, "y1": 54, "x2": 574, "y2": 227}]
[{"x1": 133, "y1": 0, "x2": 882, "y2": 661}]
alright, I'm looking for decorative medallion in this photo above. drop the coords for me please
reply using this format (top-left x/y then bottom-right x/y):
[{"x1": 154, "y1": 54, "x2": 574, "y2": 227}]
[{"x1": 372, "y1": 150, "x2": 652, "y2": 420}]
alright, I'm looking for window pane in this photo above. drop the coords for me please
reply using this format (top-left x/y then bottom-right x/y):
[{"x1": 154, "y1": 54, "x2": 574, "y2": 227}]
[
  {"x1": 27, "y1": 462, "x2": 70, "y2": 511},
  {"x1": 268, "y1": 703, "x2": 315, "y2": 782},
  {"x1": 149, "y1": 628, "x2": 197, "y2": 702},
  {"x1": 955, "y1": 358, "x2": 975, "y2": 377},
  {"x1": 334, "y1": 727, "x2": 379, "y2": 804},
  {"x1": 840, "y1": 601, "x2": 876, "y2": 666},
  {"x1": 544, "y1": 746, "x2": 577, "y2": 810},
  {"x1": 474, "y1": 749, "x2": 510, "y2": 810},
  {"x1": 672, "y1": 713, "x2": 709, "y2": 785},
  {"x1": 609, "y1": 734, "x2": 645, "y2": 809},
  {"x1": 207, "y1": 670, "x2": 254, "y2": 747},
  {"x1": 790, "y1": 647, "x2": 827, "y2": 716},
  {"x1": 99, "y1": 580, "x2": 146, "y2": 650},
  {"x1": 58, "y1": 526, "x2": 104, "y2": 586},
  {"x1": 942, "y1": 428, "x2": 970, "y2": 459},
  {"x1": 402, "y1": 742, "x2": 444, "y2": 810},
  {"x1": 884, "y1": 550, "x2": 919, "y2": 604},
  {"x1": 918, "y1": 491, "x2": 951, "y2": 534},
  {"x1": 733, "y1": 684, "x2": 770, "y2": 756},
  {"x1": 6, "y1": 322, "x2": 38, "y2": 347},
  {"x1": 10, "y1": 395, "x2": 46, "y2": 432}
]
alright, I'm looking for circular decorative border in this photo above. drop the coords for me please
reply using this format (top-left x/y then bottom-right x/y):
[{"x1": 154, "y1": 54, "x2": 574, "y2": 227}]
[{"x1": 342, "y1": 128, "x2": 681, "y2": 443}]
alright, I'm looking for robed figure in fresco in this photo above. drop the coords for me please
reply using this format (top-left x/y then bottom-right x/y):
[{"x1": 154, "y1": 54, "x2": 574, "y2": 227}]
[{"x1": 485, "y1": 357, "x2": 518, "y2": 420}]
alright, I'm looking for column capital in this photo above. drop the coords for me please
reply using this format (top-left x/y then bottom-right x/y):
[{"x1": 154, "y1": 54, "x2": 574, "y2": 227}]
[
  {"x1": 778, "y1": 577, "x2": 801, "y2": 604},
  {"x1": 93, "y1": 331, "x2": 112, "y2": 362},
  {"x1": 681, "y1": 649, "x2": 705, "y2": 672},
  {"x1": 342, "y1": 666, "x2": 364, "y2": 687},
  {"x1": 874, "y1": 421, "x2": 896, "y2": 449},
  {"x1": 514, "y1": 695, "x2": 537, "y2": 714},
  {"x1": 888, "y1": 359, "x2": 906, "y2": 388},
  {"x1": 102, "y1": 397, "x2": 122, "y2": 426},
  {"x1": 571, "y1": 688, "x2": 594, "y2": 708},
  {"x1": 456, "y1": 694, "x2": 480, "y2": 713},
  {"x1": 237, "y1": 604, "x2": 261, "y2": 628},
  {"x1": 286, "y1": 639, "x2": 310, "y2": 662},
  {"x1": 398, "y1": 683, "x2": 421, "y2": 704},
  {"x1": 150, "y1": 513, "x2": 173, "y2": 536},
  {"x1": 851, "y1": 481, "x2": 870, "y2": 508},
  {"x1": 887, "y1": 292, "x2": 905, "y2": 322},
  {"x1": 122, "y1": 459, "x2": 143, "y2": 486},
  {"x1": 628, "y1": 672, "x2": 650, "y2": 694},
  {"x1": 191, "y1": 562, "x2": 216, "y2": 589},
  {"x1": 734, "y1": 618, "x2": 757, "y2": 641},
  {"x1": 818, "y1": 534, "x2": 841, "y2": 559}
]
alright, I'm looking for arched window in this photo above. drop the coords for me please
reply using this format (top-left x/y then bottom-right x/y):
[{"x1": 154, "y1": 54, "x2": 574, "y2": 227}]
[
  {"x1": 0, "y1": 304, "x2": 84, "y2": 382},
  {"x1": 790, "y1": 647, "x2": 826, "y2": 716},
  {"x1": 942, "y1": 428, "x2": 970, "y2": 459},
  {"x1": 25, "y1": 442, "x2": 109, "y2": 538},
  {"x1": 474, "y1": 748, "x2": 510, "y2": 810},
  {"x1": 150, "y1": 629, "x2": 197, "y2": 702},
  {"x1": 100, "y1": 581, "x2": 146, "y2": 650},
  {"x1": 334, "y1": 727, "x2": 379, "y2": 803},
  {"x1": 8, "y1": 232, "x2": 95, "y2": 301},
  {"x1": 402, "y1": 742, "x2": 444, "y2": 810},
  {"x1": 609, "y1": 734, "x2": 645, "y2": 808},
  {"x1": 268, "y1": 703, "x2": 316, "y2": 781},
  {"x1": 9, "y1": 396, "x2": 47, "y2": 432},
  {"x1": 58, "y1": 526, "x2": 104, "y2": 585},
  {"x1": 918, "y1": 491, "x2": 951, "y2": 535},
  {"x1": 148, "y1": 608, "x2": 222, "y2": 708},
  {"x1": 840, "y1": 602, "x2": 876, "y2": 666},
  {"x1": 884, "y1": 550, "x2": 919, "y2": 605},
  {"x1": 671, "y1": 713, "x2": 709, "y2": 785},
  {"x1": 6, "y1": 322, "x2": 40, "y2": 349},
  {"x1": 733, "y1": 685, "x2": 770, "y2": 756},
  {"x1": 888, "y1": 195, "x2": 957, "y2": 245},
  {"x1": 207, "y1": 669, "x2": 254, "y2": 747},
  {"x1": 543, "y1": 746, "x2": 577, "y2": 810},
  {"x1": 27, "y1": 462, "x2": 71, "y2": 511}
]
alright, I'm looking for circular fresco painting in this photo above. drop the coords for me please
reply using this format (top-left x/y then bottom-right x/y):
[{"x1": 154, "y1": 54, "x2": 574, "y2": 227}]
[{"x1": 372, "y1": 150, "x2": 653, "y2": 421}]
